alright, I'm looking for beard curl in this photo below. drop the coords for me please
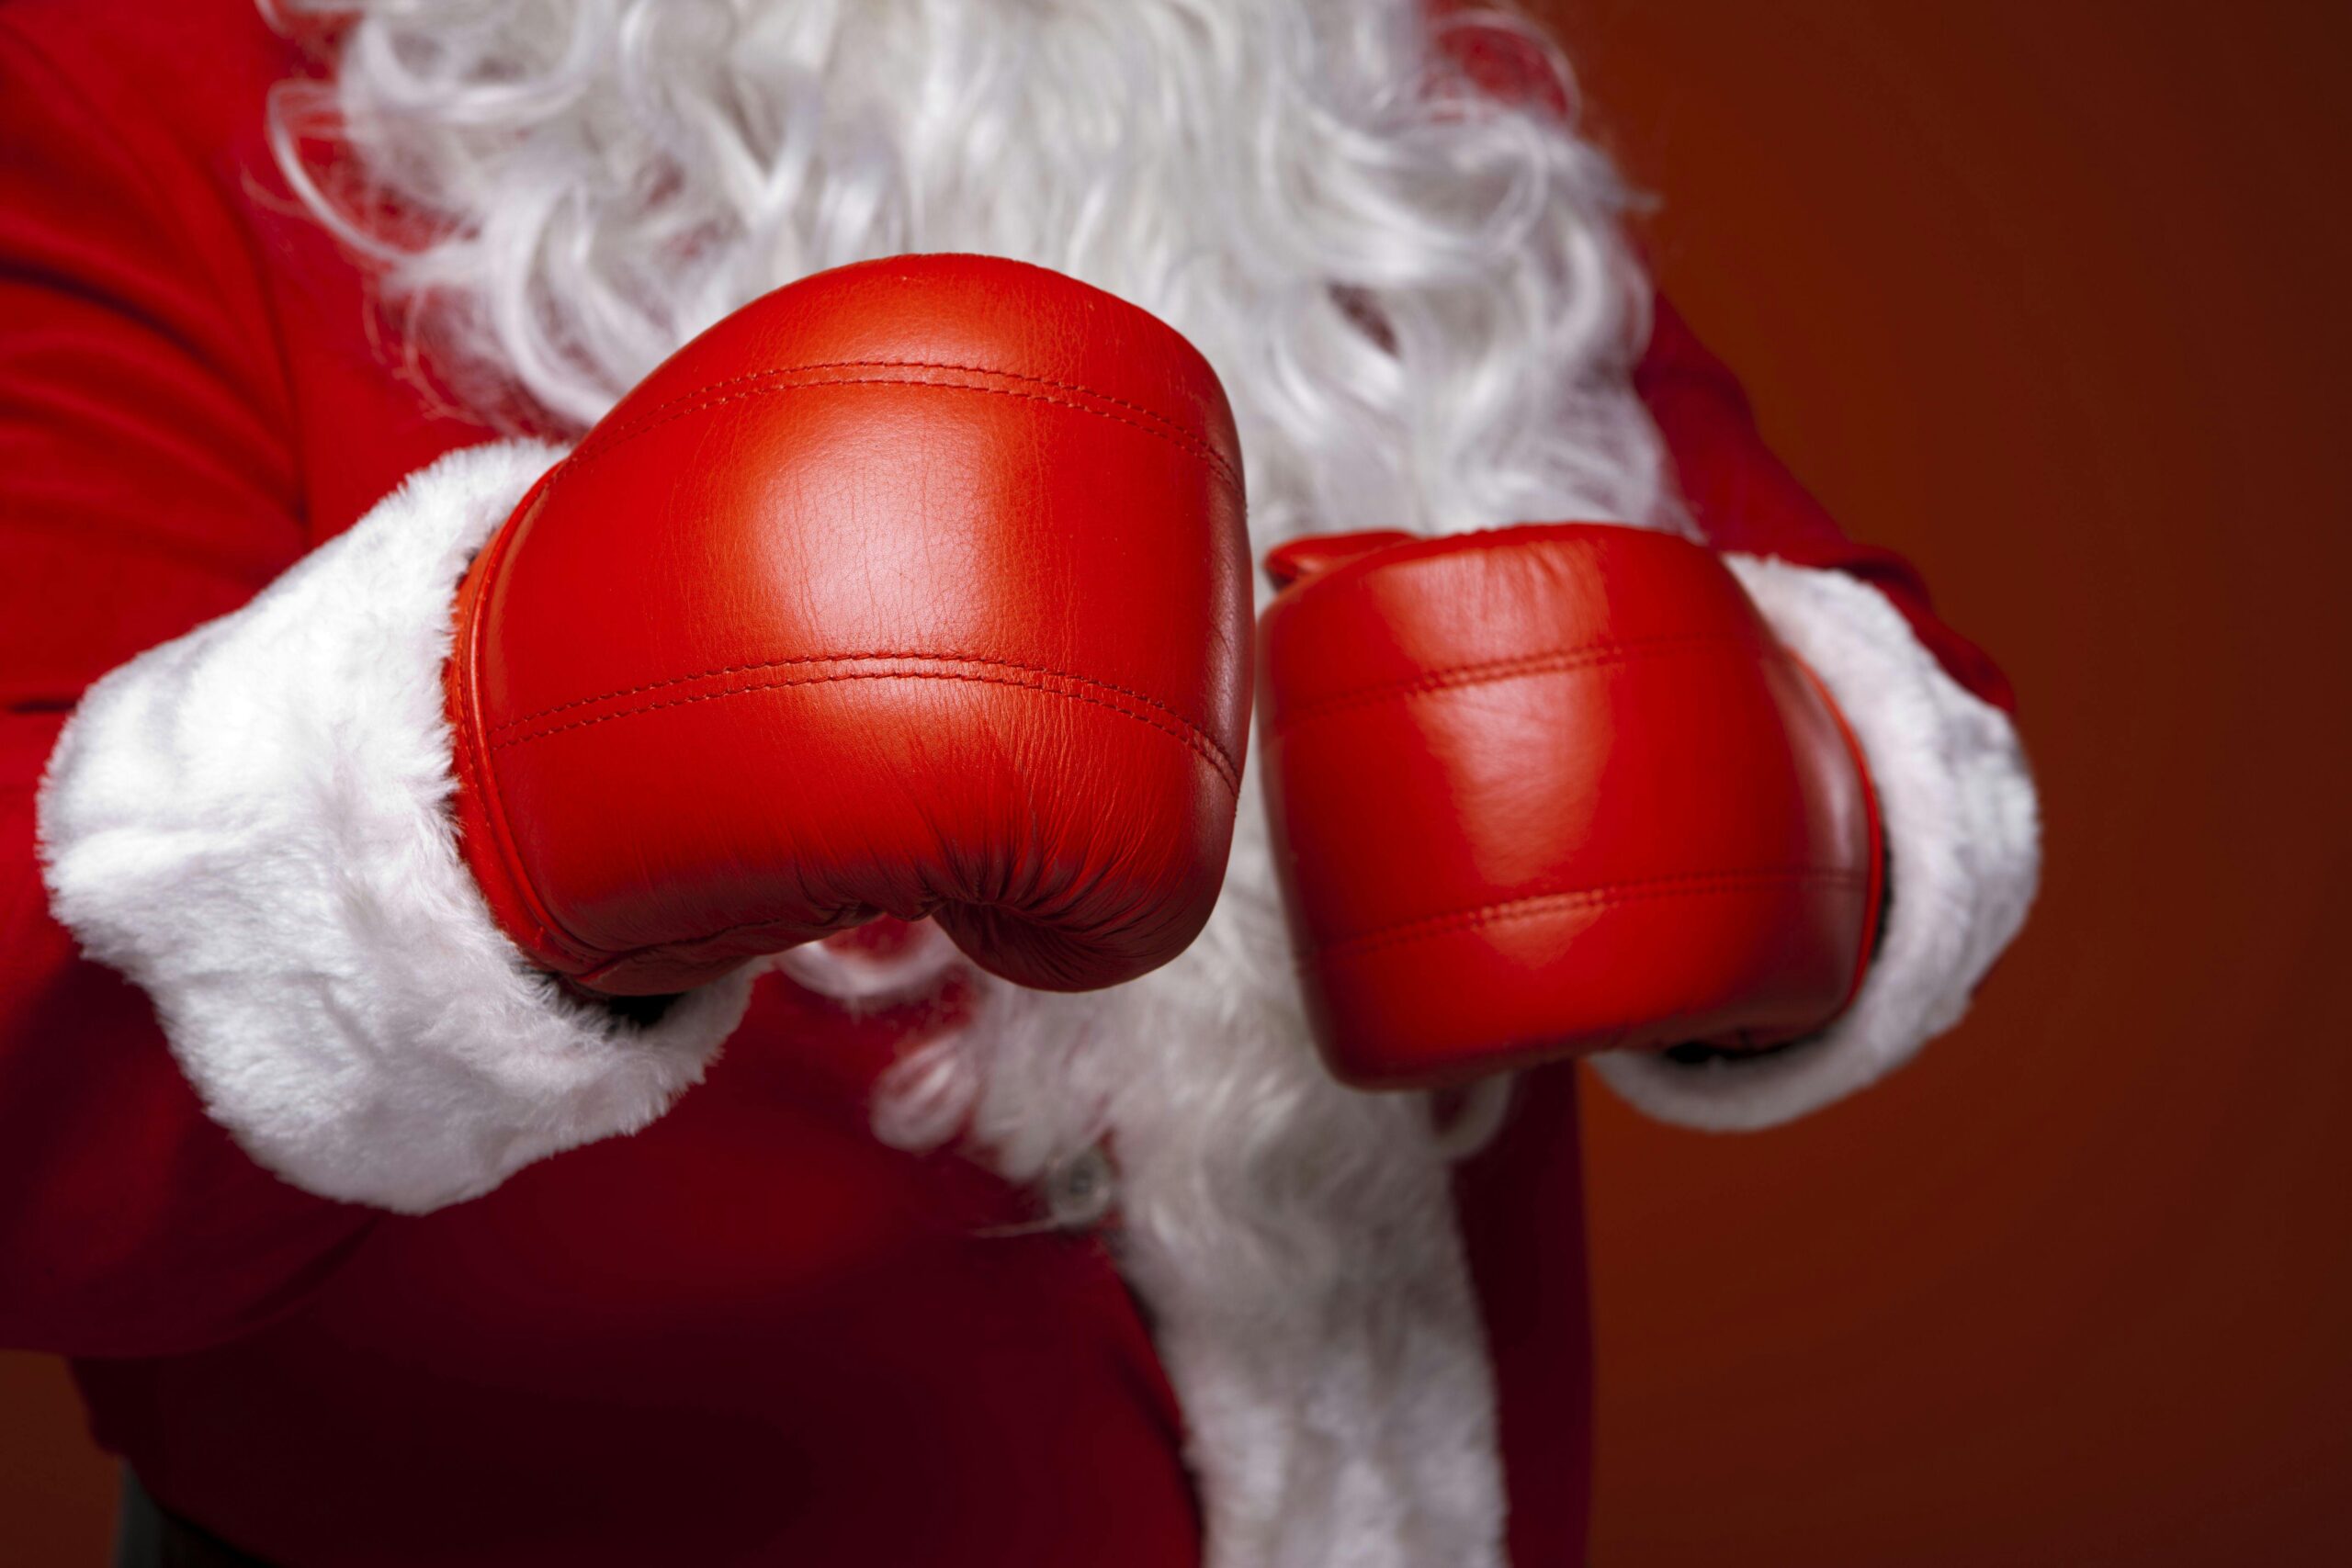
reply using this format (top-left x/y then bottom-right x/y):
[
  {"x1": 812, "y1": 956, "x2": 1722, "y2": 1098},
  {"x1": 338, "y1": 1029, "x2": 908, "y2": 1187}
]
[{"x1": 266, "y1": 0, "x2": 1668, "y2": 545}]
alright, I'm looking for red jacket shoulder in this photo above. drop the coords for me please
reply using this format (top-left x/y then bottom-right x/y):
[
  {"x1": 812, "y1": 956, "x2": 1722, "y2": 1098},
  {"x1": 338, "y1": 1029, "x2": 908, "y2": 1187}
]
[{"x1": 0, "y1": 0, "x2": 293, "y2": 143}]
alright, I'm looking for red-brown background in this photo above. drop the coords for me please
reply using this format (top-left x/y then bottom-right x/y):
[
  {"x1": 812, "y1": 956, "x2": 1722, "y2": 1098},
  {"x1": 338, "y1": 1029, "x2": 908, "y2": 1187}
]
[{"x1": 6, "y1": 0, "x2": 2348, "y2": 1561}]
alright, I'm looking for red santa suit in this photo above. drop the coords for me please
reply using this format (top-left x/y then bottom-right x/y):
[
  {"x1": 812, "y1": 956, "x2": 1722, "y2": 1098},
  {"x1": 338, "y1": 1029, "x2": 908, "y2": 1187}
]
[{"x1": 0, "y1": 1, "x2": 2037, "y2": 1564}]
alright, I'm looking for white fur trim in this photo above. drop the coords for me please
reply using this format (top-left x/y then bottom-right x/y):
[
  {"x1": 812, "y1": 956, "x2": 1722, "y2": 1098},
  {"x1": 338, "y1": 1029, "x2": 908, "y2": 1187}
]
[
  {"x1": 35, "y1": 442, "x2": 752, "y2": 1213},
  {"x1": 1590, "y1": 557, "x2": 2041, "y2": 1131},
  {"x1": 876, "y1": 794, "x2": 1504, "y2": 1568}
]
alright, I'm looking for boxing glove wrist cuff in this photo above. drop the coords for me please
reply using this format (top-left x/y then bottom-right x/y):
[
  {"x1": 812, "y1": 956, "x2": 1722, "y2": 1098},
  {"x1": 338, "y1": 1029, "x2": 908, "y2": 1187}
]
[
  {"x1": 1589, "y1": 554, "x2": 2040, "y2": 1131},
  {"x1": 37, "y1": 442, "x2": 751, "y2": 1213}
]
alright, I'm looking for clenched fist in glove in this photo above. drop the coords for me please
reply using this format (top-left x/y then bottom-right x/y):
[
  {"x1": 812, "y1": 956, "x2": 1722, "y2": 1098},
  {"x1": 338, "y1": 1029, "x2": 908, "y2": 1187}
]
[
  {"x1": 1258, "y1": 524, "x2": 1883, "y2": 1089},
  {"x1": 447, "y1": 254, "x2": 1251, "y2": 997}
]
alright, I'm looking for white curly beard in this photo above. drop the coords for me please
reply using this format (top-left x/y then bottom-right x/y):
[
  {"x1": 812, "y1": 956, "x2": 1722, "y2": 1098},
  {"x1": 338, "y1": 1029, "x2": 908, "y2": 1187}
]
[{"x1": 266, "y1": 0, "x2": 1668, "y2": 547}]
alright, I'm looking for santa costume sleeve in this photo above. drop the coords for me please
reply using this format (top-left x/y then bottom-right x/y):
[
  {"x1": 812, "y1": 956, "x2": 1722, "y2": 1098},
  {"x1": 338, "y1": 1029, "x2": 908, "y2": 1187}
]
[
  {"x1": 1577, "y1": 297, "x2": 2040, "y2": 1131},
  {"x1": 0, "y1": 17, "x2": 743, "y2": 1357},
  {"x1": 1438, "y1": 296, "x2": 2042, "y2": 1567}
]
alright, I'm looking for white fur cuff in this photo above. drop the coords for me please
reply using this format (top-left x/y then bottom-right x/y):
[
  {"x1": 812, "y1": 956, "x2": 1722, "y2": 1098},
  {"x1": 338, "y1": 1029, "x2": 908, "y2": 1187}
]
[
  {"x1": 36, "y1": 442, "x2": 752, "y2": 1213},
  {"x1": 1589, "y1": 557, "x2": 2041, "y2": 1131}
]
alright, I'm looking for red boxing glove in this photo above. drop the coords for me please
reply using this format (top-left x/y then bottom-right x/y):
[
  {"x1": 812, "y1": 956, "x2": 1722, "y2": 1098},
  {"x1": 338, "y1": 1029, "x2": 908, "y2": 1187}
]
[
  {"x1": 1258, "y1": 524, "x2": 1883, "y2": 1089},
  {"x1": 447, "y1": 254, "x2": 1250, "y2": 997}
]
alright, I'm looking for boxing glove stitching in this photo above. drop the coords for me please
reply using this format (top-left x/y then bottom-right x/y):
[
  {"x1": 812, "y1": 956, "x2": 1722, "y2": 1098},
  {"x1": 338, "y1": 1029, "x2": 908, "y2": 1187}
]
[
  {"x1": 558, "y1": 362, "x2": 1243, "y2": 497},
  {"x1": 573, "y1": 357, "x2": 1238, "y2": 487},
  {"x1": 491, "y1": 658, "x2": 1243, "y2": 793},
  {"x1": 1270, "y1": 631, "x2": 1764, "y2": 729},
  {"x1": 447, "y1": 492, "x2": 604, "y2": 973},
  {"x1": 1305, "y1": 869, "x2": 1871, "y2": 962},
  {"x1": 488, "y1": 648, "x2": 1225, "y2": 750}
]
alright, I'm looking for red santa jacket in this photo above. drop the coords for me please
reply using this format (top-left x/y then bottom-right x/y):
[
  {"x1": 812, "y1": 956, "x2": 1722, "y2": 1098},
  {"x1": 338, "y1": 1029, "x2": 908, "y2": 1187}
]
[{"x1": 0, "y1": 2, "x2": 2035, "y2": 1564}]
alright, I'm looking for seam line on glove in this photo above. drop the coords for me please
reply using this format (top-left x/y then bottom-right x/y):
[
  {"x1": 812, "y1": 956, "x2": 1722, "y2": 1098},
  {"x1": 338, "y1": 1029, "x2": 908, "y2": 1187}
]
[
  {"x1": 1308, "y1": 868, "x2": 1871, "y2": 961},
  {"x1": 451, "y1": 479, "x2": 604, "y2": 973},
  {"x1": 491, "y1": 648, "x2": 1209, "y2": 740},
  {"x1": 1271, "y1": 631, "x2": 1776, "y2": 729},
  {"x1": 559, "y1": 360, "x2": 1242, "y2": 497},
  {"x1": 492, "y1": 655, "x2": 1242, "y2": 792}
]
